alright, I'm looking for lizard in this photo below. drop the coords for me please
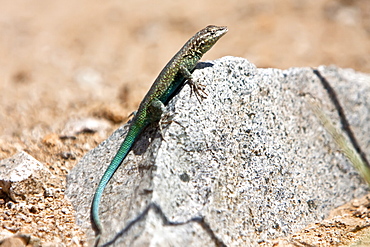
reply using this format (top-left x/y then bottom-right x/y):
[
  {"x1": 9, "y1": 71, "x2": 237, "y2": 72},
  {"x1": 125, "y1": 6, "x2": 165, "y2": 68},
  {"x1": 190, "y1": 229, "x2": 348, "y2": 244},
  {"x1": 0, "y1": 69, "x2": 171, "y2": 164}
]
[{"x1": 91, "y1": 25, "x2": 228, "y2": 245}]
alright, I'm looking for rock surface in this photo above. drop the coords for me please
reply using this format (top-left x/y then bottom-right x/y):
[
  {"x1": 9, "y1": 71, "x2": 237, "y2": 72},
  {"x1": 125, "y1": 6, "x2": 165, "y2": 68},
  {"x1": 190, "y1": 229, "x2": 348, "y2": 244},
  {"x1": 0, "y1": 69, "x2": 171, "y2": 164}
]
[
  {"x1": 0, "y1": 151, "x2": 55, "y2": 202},
  {"x1": 66, "y1": 57, "x2": 370, "y2": 246}
]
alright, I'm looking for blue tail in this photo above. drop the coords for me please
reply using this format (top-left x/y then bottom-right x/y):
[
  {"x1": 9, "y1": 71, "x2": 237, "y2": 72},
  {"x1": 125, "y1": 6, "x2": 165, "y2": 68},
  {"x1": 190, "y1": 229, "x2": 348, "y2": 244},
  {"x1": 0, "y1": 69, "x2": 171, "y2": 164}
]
[{"x1": 91, "y1": 121, "x2": 144, "y2": 240}]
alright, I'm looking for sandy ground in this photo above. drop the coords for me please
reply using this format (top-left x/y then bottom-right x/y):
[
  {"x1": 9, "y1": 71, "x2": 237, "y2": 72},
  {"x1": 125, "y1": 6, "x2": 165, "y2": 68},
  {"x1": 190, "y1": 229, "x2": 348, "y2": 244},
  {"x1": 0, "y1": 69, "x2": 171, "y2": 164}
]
[{"x1": 0, "y1": 0, "x2": 370, "y2": 246}]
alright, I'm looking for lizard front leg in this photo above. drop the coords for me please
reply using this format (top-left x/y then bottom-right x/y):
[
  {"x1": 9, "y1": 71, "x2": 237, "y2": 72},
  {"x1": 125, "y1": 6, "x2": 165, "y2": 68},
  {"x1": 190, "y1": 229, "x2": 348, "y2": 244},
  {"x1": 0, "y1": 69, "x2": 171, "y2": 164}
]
[{"x1": 179, "y1": 65, "x2": 208, "y2": 102}]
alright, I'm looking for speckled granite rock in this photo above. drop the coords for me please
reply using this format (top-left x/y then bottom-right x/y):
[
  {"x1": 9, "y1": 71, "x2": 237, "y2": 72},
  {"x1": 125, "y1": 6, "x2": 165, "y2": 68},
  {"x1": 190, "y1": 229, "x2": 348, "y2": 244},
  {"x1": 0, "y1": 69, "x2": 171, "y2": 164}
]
[{"x1": 66, "y1": 57, "x2": 370, "y2": 246}]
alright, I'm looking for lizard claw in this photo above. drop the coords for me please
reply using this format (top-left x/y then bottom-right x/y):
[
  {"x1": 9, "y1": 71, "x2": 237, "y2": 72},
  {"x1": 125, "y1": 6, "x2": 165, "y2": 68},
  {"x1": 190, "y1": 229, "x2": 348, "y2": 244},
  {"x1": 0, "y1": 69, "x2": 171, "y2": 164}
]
[
  {"x1": 188, "y1": 79, "x2": 208, "y2": 103},
  {"x1": 158, "y1": 112, "x2": 186, "y2": 141}
]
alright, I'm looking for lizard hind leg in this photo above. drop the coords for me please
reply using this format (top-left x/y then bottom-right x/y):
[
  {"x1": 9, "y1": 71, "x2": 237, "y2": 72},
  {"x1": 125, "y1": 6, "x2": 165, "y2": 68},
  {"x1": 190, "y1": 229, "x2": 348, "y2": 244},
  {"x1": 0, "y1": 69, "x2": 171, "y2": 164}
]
[
  {"x1": 148, "y1": 99, "x2": 184, "y2": 140},
  {"x1": 148, "y1": 99, "x2": 169, "y2": 140},
  {"x1": 158, "y1": 112, "x2": 185, "y2": 141}
]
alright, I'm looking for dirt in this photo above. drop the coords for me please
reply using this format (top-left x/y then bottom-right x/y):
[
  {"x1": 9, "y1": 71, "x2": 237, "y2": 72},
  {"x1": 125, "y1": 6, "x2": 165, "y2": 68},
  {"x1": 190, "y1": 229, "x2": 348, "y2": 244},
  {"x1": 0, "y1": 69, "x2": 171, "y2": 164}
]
[{"x1": 0, "y1": 0, "x2": 369, "y2": 246}]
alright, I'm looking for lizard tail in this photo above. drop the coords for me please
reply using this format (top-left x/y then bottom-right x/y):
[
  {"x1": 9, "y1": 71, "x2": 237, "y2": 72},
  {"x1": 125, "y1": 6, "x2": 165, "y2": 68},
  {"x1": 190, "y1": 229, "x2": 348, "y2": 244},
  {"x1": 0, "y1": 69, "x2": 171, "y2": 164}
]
[{"x1": 90, "y1": 122, "x2": 143, "y2": 242}]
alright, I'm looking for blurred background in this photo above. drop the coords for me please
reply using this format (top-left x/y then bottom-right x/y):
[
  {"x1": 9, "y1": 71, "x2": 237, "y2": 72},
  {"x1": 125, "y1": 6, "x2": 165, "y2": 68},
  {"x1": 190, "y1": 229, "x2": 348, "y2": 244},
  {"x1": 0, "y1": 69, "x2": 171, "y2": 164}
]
[
  {"x1": 0, "y1": 0, "x2": 369, "y2": 142},
  {"x1": 0, "y1": 0, "x2": 369, "y2": 245}
]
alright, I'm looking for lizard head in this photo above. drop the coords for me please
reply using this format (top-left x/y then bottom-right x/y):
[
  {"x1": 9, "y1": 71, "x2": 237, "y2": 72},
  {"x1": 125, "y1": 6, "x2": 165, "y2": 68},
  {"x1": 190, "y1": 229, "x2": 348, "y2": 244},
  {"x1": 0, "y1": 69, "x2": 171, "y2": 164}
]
[{"x1": 193, "y1": 25, "x2": 228, "y2": 55}]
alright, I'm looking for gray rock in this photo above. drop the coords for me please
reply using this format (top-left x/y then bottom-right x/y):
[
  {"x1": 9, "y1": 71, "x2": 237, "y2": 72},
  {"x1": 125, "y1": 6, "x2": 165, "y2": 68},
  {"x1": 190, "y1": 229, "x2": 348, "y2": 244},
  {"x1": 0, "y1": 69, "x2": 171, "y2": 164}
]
[
  {"x1": 62, "y1": 117, "x2": 111, "y2": 137},
  {"x1": 0, "y1": 151, "x2": 54, "y2": 202},
  {"x1": 66, "y1": 57, "x2": 370, "y2": 246}
]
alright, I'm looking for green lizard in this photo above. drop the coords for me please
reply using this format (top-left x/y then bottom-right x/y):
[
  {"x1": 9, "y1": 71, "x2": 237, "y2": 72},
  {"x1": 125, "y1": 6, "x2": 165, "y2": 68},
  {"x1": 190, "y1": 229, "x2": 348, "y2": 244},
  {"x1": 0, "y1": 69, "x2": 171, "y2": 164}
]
[{"x1": 91, "y1": 25, "x2": 228, "y2": 244}]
